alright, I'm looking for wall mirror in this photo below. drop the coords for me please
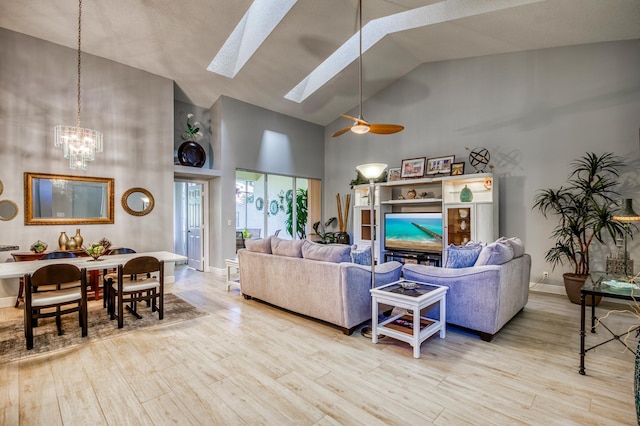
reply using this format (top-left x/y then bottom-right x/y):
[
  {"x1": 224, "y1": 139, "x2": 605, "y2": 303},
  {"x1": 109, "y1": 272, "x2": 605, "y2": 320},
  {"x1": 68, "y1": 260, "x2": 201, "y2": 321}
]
[
  {"x1": 122, "y1": 187, "x2": 155, "y2": 216},
  {"x1": 0, "y1": 179, "x2": 4, "y2": 196},
  {"x1": 0, "y1": 200, "x2": 18, "y2": 221},
  {"x1": 24, "y1": 172, "x2": 114, "y2": 225}
]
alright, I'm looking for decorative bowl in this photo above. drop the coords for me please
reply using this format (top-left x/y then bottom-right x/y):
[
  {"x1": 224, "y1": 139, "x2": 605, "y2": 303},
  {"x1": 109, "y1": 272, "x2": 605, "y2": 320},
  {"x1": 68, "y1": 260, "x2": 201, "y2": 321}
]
[
  {"x1": 30, "y1": 240, "x2": 48, "y2": 254},
  {"x1": 85, "y1": 243, "x2": 106, "y2": 261}
]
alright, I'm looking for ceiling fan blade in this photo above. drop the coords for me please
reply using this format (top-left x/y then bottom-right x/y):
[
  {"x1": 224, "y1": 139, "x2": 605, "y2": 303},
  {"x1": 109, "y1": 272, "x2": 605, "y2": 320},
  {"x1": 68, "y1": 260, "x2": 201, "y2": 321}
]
[
  {"x1": 341, "y1": 114, "x2": 368, "y2": 125},
  {"x1": 332, "y1": 126, "x2": 353, "y2": 137},
  {"x1": 369, "y1": 124, "x2": 405, "y2": 135}
]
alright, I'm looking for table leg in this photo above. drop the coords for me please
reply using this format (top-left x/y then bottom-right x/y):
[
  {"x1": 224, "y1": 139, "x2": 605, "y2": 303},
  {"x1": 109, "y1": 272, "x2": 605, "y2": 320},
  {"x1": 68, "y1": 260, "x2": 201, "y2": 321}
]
[
  {"x1": 590, "y1": 298, "x2": 597, "y2": 333},
  {"x1": 371, "y1": 296, "x2": 379, "y2": 344},
  {"x1": 14, "y1": 278, "x2": 24, "y2": 308},
  {"x1": 90, "y1": 270, "x2": 100, "y2": 300},
  {"x1": 226, "y1": 265, "x2": 231, "y2": 291},
  {"x1": 579, "y1": 291, "x2": 586, "y2": 375},
  {"x1": 413, "y1": 307, "x2": 420, "y2": 359},
  {"x1": 439, "y1": 294, "x2": 446, "y2": 339}
]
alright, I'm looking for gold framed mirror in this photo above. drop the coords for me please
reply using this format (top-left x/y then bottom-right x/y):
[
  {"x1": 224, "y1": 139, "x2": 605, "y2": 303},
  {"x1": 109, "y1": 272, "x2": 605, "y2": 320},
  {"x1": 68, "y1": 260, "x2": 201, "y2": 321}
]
[
  {"x1": 0, "y1": 179, "x2": 4, "y2": 196},
  {"x1": 24, "y1": 172, "x2": 114, "y2": 225},
  {"x1": 122, "y1": 187, "x2": 155, "y2": 216},
  {"x1": 0, "y1": 200, "x2": 18, "y2": 221}
]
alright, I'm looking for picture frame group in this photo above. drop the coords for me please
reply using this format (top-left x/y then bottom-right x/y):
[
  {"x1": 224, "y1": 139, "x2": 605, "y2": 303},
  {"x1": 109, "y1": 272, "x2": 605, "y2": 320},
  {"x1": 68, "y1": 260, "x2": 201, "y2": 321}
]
[{"x1": 389, "y1": 155, "x2": 466, "y2": 181}]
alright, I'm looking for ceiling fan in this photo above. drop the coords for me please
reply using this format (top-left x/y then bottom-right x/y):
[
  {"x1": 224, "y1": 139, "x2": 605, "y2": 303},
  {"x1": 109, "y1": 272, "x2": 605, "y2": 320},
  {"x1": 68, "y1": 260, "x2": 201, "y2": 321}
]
[{"x1": 332, "y1": 0, "x2": 404, "y2": 138}]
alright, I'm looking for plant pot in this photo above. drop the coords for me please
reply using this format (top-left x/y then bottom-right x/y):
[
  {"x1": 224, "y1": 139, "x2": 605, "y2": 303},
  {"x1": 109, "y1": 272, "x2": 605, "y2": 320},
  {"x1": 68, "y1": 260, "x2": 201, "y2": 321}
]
[
  {"x1": 336, "y1": 232, "x2": 350, "y2": 245},
  {"x1": 563, "y1": 273, "x2": 601, "y2": 306}
]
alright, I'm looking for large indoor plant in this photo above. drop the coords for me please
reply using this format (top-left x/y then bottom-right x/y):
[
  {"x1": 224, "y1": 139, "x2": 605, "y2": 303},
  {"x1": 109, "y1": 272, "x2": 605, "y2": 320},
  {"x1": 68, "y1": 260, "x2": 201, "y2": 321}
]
[{"x1": 533, "y1": 152, "x2": 627, "y2": 304}]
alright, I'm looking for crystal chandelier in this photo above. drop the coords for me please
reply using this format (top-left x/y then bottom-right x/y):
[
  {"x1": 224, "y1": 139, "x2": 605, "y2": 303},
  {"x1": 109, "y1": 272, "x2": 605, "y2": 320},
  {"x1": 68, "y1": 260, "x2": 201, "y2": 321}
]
[{"x1": 54, "y1": 0, "x2": 103, "y2": 170}]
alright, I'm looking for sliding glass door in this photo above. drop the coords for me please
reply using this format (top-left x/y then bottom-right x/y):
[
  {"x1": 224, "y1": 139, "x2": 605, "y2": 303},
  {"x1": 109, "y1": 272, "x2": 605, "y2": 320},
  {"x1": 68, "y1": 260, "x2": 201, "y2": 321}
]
[{"x1": 236, "y1": 171, "x2": 320, "y2": 241}]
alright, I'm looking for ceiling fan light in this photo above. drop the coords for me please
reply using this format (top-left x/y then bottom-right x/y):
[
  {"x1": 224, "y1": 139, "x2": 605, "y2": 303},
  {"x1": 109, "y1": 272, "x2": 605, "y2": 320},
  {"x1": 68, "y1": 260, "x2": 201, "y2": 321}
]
[{"x1": 351, "y1": 124, "x2": 370, "y2": 134}]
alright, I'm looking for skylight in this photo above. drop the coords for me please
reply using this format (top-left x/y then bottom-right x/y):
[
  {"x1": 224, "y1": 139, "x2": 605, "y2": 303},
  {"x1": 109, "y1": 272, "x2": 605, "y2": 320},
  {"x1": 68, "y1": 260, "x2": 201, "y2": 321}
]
[
  {"x1": 284, "y1": 0, "x2": 544, "y2": 103},
  {"x1": 207, "y1": 0, "x2": 298, "y2": 78}
]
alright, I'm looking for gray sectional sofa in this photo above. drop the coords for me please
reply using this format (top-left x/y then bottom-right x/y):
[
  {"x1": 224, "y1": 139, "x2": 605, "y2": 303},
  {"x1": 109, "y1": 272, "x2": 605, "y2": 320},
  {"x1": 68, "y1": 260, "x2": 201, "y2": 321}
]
[
  {"x1": 402, "y1": 237, "x2": 531, "y2": 341},
  {"x1": 237, "y1": 237, "x2": 403, "y2": 334}
]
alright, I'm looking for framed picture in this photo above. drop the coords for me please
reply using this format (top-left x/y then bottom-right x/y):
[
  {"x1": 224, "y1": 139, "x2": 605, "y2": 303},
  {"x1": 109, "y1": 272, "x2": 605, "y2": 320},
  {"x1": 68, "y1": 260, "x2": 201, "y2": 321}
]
[
  {"x1": 400, "y1": 157, "x2": 426, "y2": 179},
  {"x1": 426, "y1": 155, "x2": 455, "y2": 175},
  {"x1": 450, "y1": 162, "x2": 465, "y2": 176},
  {"x1": 387, "y1": 168, "x2": 401, "y2": 182}
]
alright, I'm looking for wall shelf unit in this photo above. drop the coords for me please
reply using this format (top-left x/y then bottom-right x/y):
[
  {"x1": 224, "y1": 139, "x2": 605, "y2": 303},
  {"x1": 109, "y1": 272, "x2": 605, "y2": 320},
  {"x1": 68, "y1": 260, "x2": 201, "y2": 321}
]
[{"x1": 352, "y1": 173, "x2": 498, "y2": 265}]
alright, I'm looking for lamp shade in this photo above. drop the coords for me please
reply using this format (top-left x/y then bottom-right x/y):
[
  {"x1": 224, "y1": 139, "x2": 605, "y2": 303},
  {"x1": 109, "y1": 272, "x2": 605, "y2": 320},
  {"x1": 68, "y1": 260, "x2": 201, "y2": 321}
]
[
  {"x1": 613, "y1": 199, "x2": 640, "y2": 222},
  {"x1": 356, "y1": 163, "x2": 388, "y2": 180}
]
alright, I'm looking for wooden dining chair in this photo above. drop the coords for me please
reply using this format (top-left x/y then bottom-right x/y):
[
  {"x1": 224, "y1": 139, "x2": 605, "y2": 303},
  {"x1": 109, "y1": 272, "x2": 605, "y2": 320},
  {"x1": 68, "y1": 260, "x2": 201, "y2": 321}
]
[
  {"x1": 102, "y1": 248, "x2": 136, "y2": 309},
  {"x1": 109, "y1": 256, "x2": 164, "y2": 329},
  {"x1": 13, "y1": 251, "x2": 77, "y2": 308},
  {"x1": 24, "y1": 263, "x2": 87, "y2": 350}
]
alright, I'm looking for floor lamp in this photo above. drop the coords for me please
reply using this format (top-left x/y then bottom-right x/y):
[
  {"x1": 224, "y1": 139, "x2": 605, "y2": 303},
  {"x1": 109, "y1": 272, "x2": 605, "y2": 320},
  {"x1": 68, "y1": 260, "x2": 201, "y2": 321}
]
[
  {"x1": 612, "y1": 199, "x2": 640, "y2": 278},
  {"x1": 356, "y1": 163, "x2": 388, "y2": 339}
]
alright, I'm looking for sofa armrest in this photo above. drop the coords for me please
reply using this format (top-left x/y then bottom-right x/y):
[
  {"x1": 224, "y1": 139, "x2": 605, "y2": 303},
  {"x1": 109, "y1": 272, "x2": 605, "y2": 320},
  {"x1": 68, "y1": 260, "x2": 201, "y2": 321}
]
[{"x1": 339, "y1": 261, "x2": 403, "y2": 327}]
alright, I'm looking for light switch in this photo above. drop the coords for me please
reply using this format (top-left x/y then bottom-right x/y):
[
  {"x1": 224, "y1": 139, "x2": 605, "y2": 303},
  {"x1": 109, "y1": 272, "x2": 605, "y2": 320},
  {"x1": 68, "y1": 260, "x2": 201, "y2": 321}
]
[{"x1": 227, "y1": 219, "x2": 232, "y2": 226}]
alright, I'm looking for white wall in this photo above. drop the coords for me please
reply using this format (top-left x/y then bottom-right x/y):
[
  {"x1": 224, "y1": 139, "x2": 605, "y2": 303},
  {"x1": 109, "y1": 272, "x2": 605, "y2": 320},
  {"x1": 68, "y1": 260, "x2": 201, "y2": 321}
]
[
  {"x1": 0, "y1": 29, "x2": 174, "y2": 299},
  {"x1": 324, "y1": 40, "x2": 640, "y2": 287},
  {"x1": 210, "y1": 96, "x2": 324, "y2": 268}
]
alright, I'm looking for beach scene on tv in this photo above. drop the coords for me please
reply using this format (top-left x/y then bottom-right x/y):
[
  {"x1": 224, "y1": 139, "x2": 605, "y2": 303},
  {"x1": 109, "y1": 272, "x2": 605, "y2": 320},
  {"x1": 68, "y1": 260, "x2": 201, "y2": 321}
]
[{"x1": 384, "y1": 212, "x2": 443, "y2": 253}]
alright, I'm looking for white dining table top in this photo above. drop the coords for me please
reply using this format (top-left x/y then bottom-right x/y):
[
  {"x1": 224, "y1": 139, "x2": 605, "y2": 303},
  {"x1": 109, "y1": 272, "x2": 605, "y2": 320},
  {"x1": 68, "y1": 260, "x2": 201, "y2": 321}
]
[{"x1": 0, "y1": 251, "x2": 187, "y2": 280}]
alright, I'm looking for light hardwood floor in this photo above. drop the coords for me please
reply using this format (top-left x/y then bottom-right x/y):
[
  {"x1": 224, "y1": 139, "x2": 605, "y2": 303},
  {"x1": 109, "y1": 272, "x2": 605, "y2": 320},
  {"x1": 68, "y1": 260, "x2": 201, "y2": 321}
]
[{"x1": 0, "y1": 266, "x2": 637, "y2": 425}]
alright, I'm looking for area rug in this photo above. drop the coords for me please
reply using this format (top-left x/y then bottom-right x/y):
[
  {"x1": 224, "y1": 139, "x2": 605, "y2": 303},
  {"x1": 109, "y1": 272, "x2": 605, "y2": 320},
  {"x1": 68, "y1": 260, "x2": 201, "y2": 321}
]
[{"x1": 0, "y1": 293, "x2": 207, "y2": 364}]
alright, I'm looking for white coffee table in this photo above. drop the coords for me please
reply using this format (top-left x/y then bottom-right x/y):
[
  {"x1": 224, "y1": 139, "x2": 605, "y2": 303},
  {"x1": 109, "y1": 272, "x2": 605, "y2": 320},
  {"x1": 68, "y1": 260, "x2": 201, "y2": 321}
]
[
  {"x1": 225, "y1": 258, "x2": 240, "y2": 291},
  {"x1": 370, "y1": 280, "x2": 448, "y2": 358}
]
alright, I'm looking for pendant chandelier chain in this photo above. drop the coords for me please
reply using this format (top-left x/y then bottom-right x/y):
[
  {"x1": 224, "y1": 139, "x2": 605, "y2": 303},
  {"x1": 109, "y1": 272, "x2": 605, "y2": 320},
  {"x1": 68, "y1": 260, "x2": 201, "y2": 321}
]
[{"x1": 76, "y1": 0, "x2": 82, "y2": 128}]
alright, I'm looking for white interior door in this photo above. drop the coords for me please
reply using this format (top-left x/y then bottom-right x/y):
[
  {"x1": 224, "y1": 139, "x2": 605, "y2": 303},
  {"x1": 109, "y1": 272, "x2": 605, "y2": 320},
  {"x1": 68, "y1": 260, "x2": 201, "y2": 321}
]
[{"x1": 187, "y1": 183, "x2": 203, "y2": 270}]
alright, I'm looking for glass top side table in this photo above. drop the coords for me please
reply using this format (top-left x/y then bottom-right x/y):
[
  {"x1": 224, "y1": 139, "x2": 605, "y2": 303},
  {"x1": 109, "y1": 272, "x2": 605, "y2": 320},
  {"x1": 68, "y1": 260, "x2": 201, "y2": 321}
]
[{"x1": 579, "y1": 271, "x2": 640, "y2": 375}]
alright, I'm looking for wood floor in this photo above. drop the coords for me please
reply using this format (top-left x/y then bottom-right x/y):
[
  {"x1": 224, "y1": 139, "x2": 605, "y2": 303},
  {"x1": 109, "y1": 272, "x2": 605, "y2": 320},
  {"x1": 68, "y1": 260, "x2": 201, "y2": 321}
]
[{"x1": 0, "y1": 266, "x2": 637, "y2": 425}]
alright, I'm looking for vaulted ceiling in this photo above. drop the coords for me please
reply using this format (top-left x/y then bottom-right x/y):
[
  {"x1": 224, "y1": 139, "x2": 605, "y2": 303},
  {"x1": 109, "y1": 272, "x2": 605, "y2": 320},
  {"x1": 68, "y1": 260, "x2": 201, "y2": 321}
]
[{"x1": 1, "y1": 0, "x2": 638, "y2": 126}]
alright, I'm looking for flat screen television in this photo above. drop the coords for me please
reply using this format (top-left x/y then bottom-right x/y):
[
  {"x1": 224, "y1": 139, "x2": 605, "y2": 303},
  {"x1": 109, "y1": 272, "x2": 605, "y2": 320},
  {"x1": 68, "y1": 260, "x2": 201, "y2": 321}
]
[{"x1": 384, "y1": 212, "x2": 443, "y2": 253}]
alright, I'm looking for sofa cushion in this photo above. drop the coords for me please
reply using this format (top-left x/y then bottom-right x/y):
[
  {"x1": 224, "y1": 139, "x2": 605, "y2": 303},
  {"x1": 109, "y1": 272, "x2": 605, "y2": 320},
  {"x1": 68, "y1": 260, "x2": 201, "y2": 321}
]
[
  {"x1": 244, "y1": 236, "x2": 272, "y2": 254},
  {"x1": 475, "y1": 240, "x2": 514, "y2": 266},
  {"x1": 302, "y1": 240, "x2": 352, "y2": 263},
  {"x1": 271, "y1": 237, "x2": 304, "y2": 258},
  {"x1": 499, "y1": 237, "x2": 525, "y2": 258},
  {"x1": 445, "y1": 243, "x2": 483, "y2": 268},
  {"x1": 351, "y1": 246, "x2": 372, "y2": 266}
]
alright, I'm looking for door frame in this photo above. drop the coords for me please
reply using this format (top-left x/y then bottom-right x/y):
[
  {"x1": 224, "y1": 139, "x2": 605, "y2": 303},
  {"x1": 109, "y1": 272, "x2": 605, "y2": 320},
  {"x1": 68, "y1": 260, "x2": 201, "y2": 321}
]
[{"x1": 174, "y1": 178, "x2": 209, "y2": 272}]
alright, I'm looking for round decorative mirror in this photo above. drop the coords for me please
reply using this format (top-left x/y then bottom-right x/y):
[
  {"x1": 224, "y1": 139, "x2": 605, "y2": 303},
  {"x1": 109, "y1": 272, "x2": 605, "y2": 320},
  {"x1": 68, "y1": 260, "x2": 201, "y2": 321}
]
[
  {"x1": 0, "y1": 200, "x2": 19, "y2": 221},
  {"x1": 122, "y1": 188, "x2": 155, "y2": 216}
]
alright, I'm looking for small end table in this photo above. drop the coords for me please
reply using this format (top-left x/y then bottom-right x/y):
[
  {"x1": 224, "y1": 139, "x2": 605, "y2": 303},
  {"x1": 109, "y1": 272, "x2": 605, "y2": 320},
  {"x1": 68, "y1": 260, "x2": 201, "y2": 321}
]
[
  {"x1": 225, "y1": 258, "x2": 240, "y2": 291},
  {"x1": 370, "y1": 280, "x2": 448, "y2": 358},
  {"x1": 579, "y1": 272, "x2": 639, "y2": 375}
]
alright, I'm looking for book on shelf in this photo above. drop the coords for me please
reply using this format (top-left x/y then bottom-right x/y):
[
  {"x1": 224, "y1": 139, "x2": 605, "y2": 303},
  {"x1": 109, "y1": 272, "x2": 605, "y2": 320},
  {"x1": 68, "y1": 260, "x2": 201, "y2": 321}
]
[{"x1": 385, "y1": 315, "x2": 433, "y2": 335}]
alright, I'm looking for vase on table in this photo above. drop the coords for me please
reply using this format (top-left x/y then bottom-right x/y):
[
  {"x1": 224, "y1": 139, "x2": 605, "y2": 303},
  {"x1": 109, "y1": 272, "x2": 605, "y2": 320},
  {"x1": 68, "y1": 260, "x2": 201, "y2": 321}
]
[
  {"x1": 73, "y1": 229, "x2": 83, "y2": 249},
  {"x1": 58, "y1": 232, "x2": 69, "y2": 250},
  {"x1": 66, "y1": 237, "x2": 77, "y2": 250}
]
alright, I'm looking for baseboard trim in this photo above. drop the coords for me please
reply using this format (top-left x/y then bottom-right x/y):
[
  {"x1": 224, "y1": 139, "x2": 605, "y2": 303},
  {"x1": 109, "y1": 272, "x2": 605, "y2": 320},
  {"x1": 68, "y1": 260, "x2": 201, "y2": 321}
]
[{"x1": 529, "y1": 282, "x2": 565, "y2": 295}]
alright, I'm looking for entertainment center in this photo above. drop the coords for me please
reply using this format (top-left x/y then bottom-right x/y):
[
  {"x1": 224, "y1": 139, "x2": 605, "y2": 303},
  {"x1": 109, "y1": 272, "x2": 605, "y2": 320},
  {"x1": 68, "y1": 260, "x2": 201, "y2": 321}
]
[{"x1": 352, "y1": 173, "x2": 498, "y2": 265}]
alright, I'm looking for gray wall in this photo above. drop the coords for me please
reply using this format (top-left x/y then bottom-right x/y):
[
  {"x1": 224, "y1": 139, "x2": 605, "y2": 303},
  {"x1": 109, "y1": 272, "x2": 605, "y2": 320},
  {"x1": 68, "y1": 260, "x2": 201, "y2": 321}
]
[
  {"x1": 210, "y1": 96, "x2": 324, "y2": 268},
  {"x1": 0, "y1": 29, "x2": 174, "y2": 299},
  {"x1": 325, "y1": 40, "x2": 640, "y2": 287}
]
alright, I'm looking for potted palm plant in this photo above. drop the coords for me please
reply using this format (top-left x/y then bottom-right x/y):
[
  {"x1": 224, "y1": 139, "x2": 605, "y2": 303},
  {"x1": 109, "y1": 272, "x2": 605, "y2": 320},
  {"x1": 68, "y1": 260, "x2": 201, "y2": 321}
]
[{"x1": 533, "y1": 152, "x2": 627, "y2": 305}]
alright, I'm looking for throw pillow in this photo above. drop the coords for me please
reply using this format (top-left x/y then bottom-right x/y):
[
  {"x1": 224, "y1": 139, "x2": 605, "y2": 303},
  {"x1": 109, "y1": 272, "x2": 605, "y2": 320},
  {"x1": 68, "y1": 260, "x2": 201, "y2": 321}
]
[
  {"x1": 475, "y1": 240, "x2": 514, "y2": 266},
  {"x1": 351, "y1": 246, "x2": 372, "y2": 266},
  {"x1": 244, "y1": 236, "x2": 272, "y2": 254},
  {"x1": 445, "y1": 244, "x2": 483, "y2": 268},
  {"x1": 302, "y1": 240, "x2": 352, "y2": 263},
  {"x1": 499, "y1": 236, "x2": 525, "y2": 258},
  {"x1": 271, "y1": 236, "x2": 304, "y2": 258}
]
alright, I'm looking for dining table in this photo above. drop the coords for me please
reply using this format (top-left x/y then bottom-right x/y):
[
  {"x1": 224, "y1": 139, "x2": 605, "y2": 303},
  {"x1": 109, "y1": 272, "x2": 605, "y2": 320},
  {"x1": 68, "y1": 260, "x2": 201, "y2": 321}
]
[{"x1": 1, "y1": 251, "x2": 187, "y2": 307}]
